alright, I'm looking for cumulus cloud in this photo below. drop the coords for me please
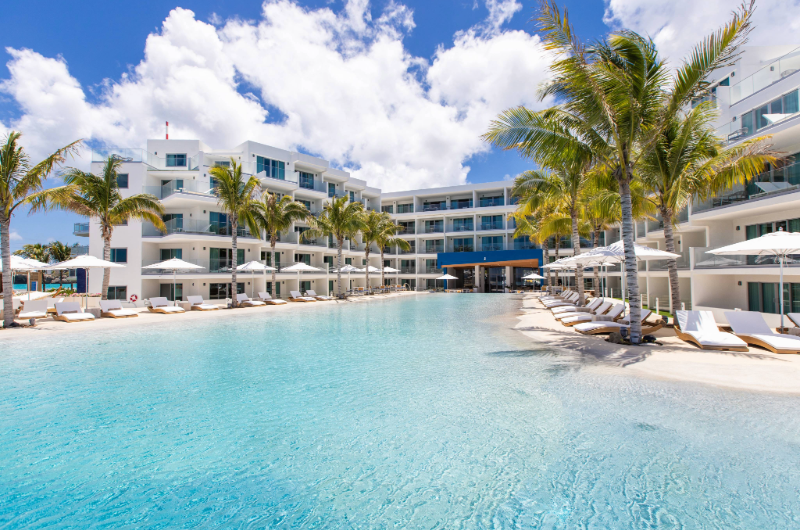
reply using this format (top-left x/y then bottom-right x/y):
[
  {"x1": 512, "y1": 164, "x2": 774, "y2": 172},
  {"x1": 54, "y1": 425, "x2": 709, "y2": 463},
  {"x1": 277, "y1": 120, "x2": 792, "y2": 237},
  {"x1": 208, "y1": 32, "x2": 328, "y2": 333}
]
[
  {"x1": 9, "y1": 230, "x2": 22, "y2": 241},
  {"x1": 604, "y1": 0, "x2": 800, "y2": 66},
  {"x1": 0, "y1": 0, "x2": 552, "y2": 191}
]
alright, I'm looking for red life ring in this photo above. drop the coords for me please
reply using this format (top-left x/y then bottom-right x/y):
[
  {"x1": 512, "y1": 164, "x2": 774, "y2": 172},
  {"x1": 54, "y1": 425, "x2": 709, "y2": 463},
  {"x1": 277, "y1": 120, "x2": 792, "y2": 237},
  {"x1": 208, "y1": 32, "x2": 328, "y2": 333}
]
[{"x1": 129, "y1": 294, "x2": 138, "y2": 302}]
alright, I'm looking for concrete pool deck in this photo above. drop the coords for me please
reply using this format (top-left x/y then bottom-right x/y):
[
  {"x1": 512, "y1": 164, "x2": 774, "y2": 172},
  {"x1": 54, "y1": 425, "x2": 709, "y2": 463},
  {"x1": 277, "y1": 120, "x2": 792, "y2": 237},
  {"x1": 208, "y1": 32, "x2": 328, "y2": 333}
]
[{"x1": 515, "y1": 294, "x2": 800, "y2": 395}]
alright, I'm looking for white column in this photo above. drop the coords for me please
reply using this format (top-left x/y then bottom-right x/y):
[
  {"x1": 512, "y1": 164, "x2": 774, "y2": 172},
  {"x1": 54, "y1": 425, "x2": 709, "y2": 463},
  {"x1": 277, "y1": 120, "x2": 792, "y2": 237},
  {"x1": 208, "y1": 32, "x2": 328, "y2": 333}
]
[{"x1": 505, "y1": 266, "x2": 513, "y2": 293}]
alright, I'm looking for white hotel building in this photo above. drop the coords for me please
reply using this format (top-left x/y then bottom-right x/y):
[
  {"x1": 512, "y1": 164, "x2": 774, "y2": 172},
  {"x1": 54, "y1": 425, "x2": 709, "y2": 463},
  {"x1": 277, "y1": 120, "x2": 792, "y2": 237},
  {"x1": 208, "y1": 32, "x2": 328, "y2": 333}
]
[{"x1": 78, "y1": 46, "x2": 800, "y2": 323}]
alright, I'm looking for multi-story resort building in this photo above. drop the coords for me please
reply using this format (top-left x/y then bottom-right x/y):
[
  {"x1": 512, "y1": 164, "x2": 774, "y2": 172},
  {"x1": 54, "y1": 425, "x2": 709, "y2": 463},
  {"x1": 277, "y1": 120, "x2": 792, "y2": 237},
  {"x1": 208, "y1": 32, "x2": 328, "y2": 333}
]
[{"x1": 78, "y1": 46, "x2": 800, "y2": 324}]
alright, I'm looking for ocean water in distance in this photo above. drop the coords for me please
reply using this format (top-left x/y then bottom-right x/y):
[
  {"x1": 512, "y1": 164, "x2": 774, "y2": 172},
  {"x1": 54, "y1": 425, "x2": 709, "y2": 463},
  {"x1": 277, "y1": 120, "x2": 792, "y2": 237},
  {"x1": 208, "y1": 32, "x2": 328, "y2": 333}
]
[{"x1": 1, "y1": 294, "x2": 800, "y2": 528}]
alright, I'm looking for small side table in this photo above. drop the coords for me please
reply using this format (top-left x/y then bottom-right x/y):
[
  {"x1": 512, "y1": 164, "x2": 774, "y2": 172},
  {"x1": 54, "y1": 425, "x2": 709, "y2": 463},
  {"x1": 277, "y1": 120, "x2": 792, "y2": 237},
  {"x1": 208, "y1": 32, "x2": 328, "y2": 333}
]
[{"x1": 86, "y1": 307, "x2": 102, "y2": 318}]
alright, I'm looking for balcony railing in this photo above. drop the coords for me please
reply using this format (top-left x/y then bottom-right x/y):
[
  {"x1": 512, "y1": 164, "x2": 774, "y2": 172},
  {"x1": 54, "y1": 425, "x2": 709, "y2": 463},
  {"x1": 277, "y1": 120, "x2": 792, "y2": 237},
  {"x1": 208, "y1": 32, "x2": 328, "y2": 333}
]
[
  {"x1": 450, "y1": 224, "x2": 474, "y2": 232},
  {"x1": 729, "y1": 46, "x2": 800, "y2": 105},
  {"x1": 423, "y1": 225, "x2": 444, "y2": 234},
  {"x1": 450, "y1": 200, "x2": 473, "y2": 210},
  {"x1": 452, "y1": 245, "x2": 474, "y2": 253},
  {"x1": 422, "y1": 203, "x2": 447, "y2": 212},
  {"x1": 396, "y1": 227, "x2": 415, "y2": 235},
  {"x1": 478, "y1": 222, "x2": 504, "y2": 231},
  {"x1": 70, "y1": 245, "x2": 88, "y2": 257},
  {"x1": 481, "y1": 243, "x2": 504, "y2": 252},
  {"x1": 142, "y1": 218, "x2": 255, "y2": 238},
  {"x1": 479, "y1": 197, "x2": 504, "y2": 207},
  {"x1": 424, "y1": 245, "x2": 444, "y2": 254},
  {"x1": 424, "y1": 266, "x2": 443, "y2": 274},
  {"x1": 399, "y1": 246, "x2": 416, "y2": 255},
  {"x1": 693, "y1": 160, "x2": 800, "y2": 213},
  {"x1": 400, "y1": 267, "x2": 416, "y2": 274},
  {"x1": 73, "y1": 222, "x2": 89, "y2": 236},
  {"x1": 143, "y1": 259, "x2": 331, "y2": 274},
  {"x1": 648, "y1": 249, "x2": 691, "y2": 270},
  {"x1": 143, "y1": 181, "x2": 215, "y2": 200},
  {"x1": 692, "y1": 247, "x2": 800, "y2": 269}
]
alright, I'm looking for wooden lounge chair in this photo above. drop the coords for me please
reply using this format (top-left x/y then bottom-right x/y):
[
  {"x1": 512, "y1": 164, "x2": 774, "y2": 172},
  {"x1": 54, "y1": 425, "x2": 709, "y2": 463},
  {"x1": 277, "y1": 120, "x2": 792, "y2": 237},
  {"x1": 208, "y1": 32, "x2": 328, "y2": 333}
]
[
  {"x1": 555, "y1": 300, "x2": 612, "y2": 322},
  {"x1": 787, "y1": 313, "x2": 800, "y2": 337},
  {"x1": 289, "y1": 291, "x2": 316, "y2": 302},
  {"x1": 542, "y1": 292, "x2": 580, "y2": 308},
  {"x1": 187, "y1": 295, "x2": 219, "y2": 311},
  {"x1": 54, "y1": 302, "x2": 95, "y2": 323},
  {"x1": 562, "y1": 302, "x2": 623, "y2": 326},
  {"x1": 18, "y1": 299, "x2": 49, "y2": 320},
  {"x1": 258, "y1": 292, "x2": 288, "y2": 305},
  {"x1": 46, "y1": 297, "x2": 64, "y2": 315},
  {"x1": 99, "y1": 300, "x2": 138, "y2": 318},
  {"x1": 147, "y1": 297, "x2": 185, "y2": 314},
  {"x1": 724, "y1": 311, "x2": 800, "y2": 354},
  {"x1": 306, "y1": 290, "x2": 335, "y2": 301},
  {"x1": 573, "y1": 309, "x2": 663, "y2": 335},
  {"x1": 236, "y1": 293, "x2": 266, "y2": 307},
  {"x1": 674, "y1": 311, "x2": 748, "y2": 351},
  {"x1": 552, "y1": 297, "x2": 602, "y2": 315}
]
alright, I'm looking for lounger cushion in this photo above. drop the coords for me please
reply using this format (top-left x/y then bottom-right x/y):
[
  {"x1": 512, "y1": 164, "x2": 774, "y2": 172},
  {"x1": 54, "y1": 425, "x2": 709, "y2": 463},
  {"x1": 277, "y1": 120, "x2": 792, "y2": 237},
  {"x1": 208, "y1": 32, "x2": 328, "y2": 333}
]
[
  {"x1": 574, "y1": 321, "x2": 627, "y2": 333},
  {"x1": 106, "y1": 309, "x2": 138, "y2": 317},
  {"x1": 562, "y1": 314, "x2": 595, "y2": 325},
  {"x1": 60, "y1": 312, "x2": 95, "y2": 321},
  {"x1": 683, "y1": 330, "x2": 747, "y2": 348}
]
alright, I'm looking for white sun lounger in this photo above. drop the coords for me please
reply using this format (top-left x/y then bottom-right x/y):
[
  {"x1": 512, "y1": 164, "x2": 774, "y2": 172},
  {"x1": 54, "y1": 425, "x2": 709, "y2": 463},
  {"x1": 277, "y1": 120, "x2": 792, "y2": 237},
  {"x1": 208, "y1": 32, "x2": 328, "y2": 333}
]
[
  {"x1": 99, "y1": 300, "x2": 138, "y2": 318},
  {"x1": 573, "y1": 309, "x2": 659, "y2": 335},
  {"x1": 562, "y1": 302, "x2": 624, "y2": 326},
  {"x1": 46, "y1": 297, "x2": 64, "y2": 314},
  {"x1": 148, "y1": 297, "x2": 185, "y2": 314},
  {"x1": 554, "y1": 300, "x2": 612, "y2": 321},
  {"x1": 674, "y1": 311, "x2": 748, "y2": 351},
  {"x1": 787, "y1": 313, "x2": 800, "y2": 337},
  {"x1": 552, "y1": 297, "x2": 602, "y2": 315},
  {"x1": 187, "y1": 295, "x2": 219, "y2": 311},
  {"x1": 542, "y1": 293, "x2": 580, "y2": 308},
  {"x1": 236, "y1": 293, "x2": 266, "y2": 307},
  {"x1": 306, "y1": 290, "x2": 335, "y2": 301},
  {"x1": 724, "y1": 311, "x2": 800, "y2": 354},
  {"x1": 289, "y1": 291, "x2": 317, "y2": 302},
  {"x1": 54, "y1": 302, "x2": 96, "y2": 323},
  {"x1": 18, "y1": 299, "x2": 49, "y2": 320},
  {"x1": 540, "y1": 290, "x2": 572, "y2": 301},
  {"x1": 258, "y1": 292, "x2": 288, "y2": 305}
]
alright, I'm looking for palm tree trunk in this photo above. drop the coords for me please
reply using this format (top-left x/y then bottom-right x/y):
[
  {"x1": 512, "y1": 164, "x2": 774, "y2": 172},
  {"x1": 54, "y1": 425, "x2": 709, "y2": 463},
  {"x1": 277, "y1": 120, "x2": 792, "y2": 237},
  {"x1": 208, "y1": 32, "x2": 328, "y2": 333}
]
[
  {"x1": 337, "y1": 237, "x2": 344, "y2": 298},
  {"x1": 571, "y1": 212, "x2": 584, "y2": 305},
  {"x1": 102, "y1": 231, "x2": 111, "y2": 300},
  {"x1": 593, "y1": 225, "x2": 601, "y2": 296},
  {"x1": 542, "y1": 239, "x2": 551, "y2": 293},
  {"x1": 271, "y1": 238, "x2": 277, "y2": 298},
  {"x1": 231, "y1": 219, "x2": 238, "y2": 307},
  {"x1": 554, "y1": 238, "x2": 560, "y2": 290},
  {"x1": 1, "y1": 216, "x2": 14, "y2": 328},
  {"x1": 619, "y1": 176, "x2": 642, "y2": 344},
  {"x1": 662, "y1": 208, "x2": 680, "y2": 318},
  {"x1": 380, "y1": 249, "x2": 385, "y2": 287},
  {"x1": 365, "y1": 248, "x2": 370, "y2": 293}
]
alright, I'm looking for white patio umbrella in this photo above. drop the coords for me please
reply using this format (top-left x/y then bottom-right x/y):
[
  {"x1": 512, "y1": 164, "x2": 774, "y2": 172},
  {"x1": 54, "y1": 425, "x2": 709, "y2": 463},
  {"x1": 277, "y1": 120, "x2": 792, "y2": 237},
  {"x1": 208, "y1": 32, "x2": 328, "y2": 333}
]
[
  {"x1": 435, "y1": 273, "x2": 458, "y2": 291},
  {"x1": 1, "y1": 256, "x2": 35, "y2": 301},
  {"x1": 522, "y1": 272, "x2": 545, "y2": 279},
  {"x1": 236, "y1": 260, "x2": 276, "y2": 297},
  {"x1": 381, "y1": 266, "x2": 400, "y2": 289},
  {"x1": 283, "y1": 262, "x2": 320, "y2": 295},
  {"x1": 143, "y1": 258, "x2": 205, "y2": 302},
  {"x1": 333, "y1": 264, "x2": 360, "y2": 293},
  {"x1": 49, "y1": 255, "x2": 125, "y2": 308},
  {"x1": 358, "y1": 265, "x2": 382, "y2": 291},
  {"x1": 709, "y1": 229, "x2": 800, "y2": 329}
]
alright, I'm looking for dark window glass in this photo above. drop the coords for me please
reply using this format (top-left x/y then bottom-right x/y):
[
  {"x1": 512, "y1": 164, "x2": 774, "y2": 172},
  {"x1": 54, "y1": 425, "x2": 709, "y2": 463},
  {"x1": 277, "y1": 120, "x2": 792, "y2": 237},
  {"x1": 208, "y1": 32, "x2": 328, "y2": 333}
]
[
  {"x1": 299, "y1": 172, "x2": 314, "y2": 190},
  {"x1": 741, "y1": 111, "x2": 754, "y2": 136},
  {"x1": 209, "y1": 282, "x2": 244, "y2": 299},
  {"x1": 117, "y1": 174, "x2": 129, "y2": 188},
  {"x1": 160, "y1": 283, "x2": 183, "y2": 301},
  {"x1": 166, "y1": 154, "x2": 186, "y2": 167},
  {"x1": 109, "y1": 248, "x2": 127, "y2": 263},
  {"x1": 746, "y1": 225, "x2": 757, "y2": 240},
  {"x1": 107, "y1": 286, "x2": 127, "y2": 300},
  {"x1": 160, "y1": 248, "x2": 182, "y2": 260},
  {"x1": 755, "y1": 105, "x2": 770, "y2": 130},
  {"x1": 762, "y1": 283, "x2": 777, "y2": 314},
  {"x1": 785, "y1": 90, "x2": 799, "y2": 114},
  {"x1": 328, "y1": 183, "x2": 336, "y2": 197}
]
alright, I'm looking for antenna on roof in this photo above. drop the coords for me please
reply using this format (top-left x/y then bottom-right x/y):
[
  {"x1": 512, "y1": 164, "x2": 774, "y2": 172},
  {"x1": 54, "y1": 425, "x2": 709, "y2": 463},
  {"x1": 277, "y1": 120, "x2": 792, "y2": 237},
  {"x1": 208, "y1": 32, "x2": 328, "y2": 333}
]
[{"x1": 166, "y1": 121, "x2": 169, "y2": 140}]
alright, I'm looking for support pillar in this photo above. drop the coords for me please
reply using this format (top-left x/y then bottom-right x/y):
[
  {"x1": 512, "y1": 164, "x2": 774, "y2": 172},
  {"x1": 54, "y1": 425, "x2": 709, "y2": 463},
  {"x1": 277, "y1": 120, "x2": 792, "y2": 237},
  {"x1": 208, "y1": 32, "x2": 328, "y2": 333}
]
[{"x1": 505, "y1": 266, "x2": 513, "y2": 293}]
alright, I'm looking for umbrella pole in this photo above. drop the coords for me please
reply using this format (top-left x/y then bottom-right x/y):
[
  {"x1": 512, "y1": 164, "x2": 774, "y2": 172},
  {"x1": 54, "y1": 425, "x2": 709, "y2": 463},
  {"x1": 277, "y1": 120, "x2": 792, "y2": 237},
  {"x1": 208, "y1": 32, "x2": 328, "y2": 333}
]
[
  {"x1": 173, "y1": 269, "x2": 177, "y2": 303},
  {"x1": 780, "y1": 255, "x2": 785, "y2": 330}
]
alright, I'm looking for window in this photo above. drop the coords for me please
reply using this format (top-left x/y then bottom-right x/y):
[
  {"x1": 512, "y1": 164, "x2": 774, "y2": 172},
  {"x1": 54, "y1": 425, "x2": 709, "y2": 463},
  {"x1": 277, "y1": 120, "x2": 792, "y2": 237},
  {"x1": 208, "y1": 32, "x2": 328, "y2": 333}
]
[
  {"x1": 210, "y1": 212, "x2": 229, "y2": 235},
  {"x1": 299, "y1": 172, "x2": 315, "y2": 190},
  {"x1": 296, "y1": 199, "x2": 312, "y2": 211},
  {"x1": 425, "y1": 240, "x2": 444, "y2": 253},
  {"x1": 166, "y1": 154, "x2": 187, "y2": 167},
  {"x1": 397, "y1": 221, "x2": 414, "y2": 234},
  {"x1": 266, "y1": 282, "x2": 280, "y2": 297},
  {"x1": 210, "y1": 248, "x2": 244, "y2": 272},
  {"x1": 349, "y1": 191, "x2": 355, "y2": 202},
  {"x1": 480, "y1": 215, "x2": 503, "y2": 230},
  {"x1": 300, "y1": 280, "x2": 311, "y2": 292},
  {"x1": 160, "y1": 248, "x2": 182, "y2": 260},
  {"x1": 362, "y1": 259, "x2": 367, "y2": 266},
  {"x1": 481, "y1": 236, "x2": 503, "y2": 251},
  {"x1": 296, "y1": 253, "x2": 311, "y2": 265},
  {"x1": 452, "y1": 218, "x2": 473, "y2": 232},
  {"x1": 424, "y1": 220, "x2": 443, "y2": 233},
  {"x1": 423, "y1": 201, "x2": 446, "y2": 212},
  {"x1": 396, "y1": 203, "x2": 414, "y2": 214},
  {"x1": 381, "y1": 205, "x2": 394, "y2": 214},
  {"x1": 324, "y1": 256, "x2": 334, "y2": 266},
  {"x1": 213, "y1": 160, "x2": 230, "y2": 168},
  {"x1": 479, "y1": 196, "x2": 504, "y2": 207},
  {"x1": 328, "y1": 183, "x2": 336, "y2": 197},
  {"x1": 109, "y1": 248, "x2": 127, "y2": 263},
  {"x1": 513, "y1": 236, "x2": 536, "y2": 250},
  {"x1": 256, "y1": 156, "x2": 285, "y2": 180},
  {"x1": 117, "y1": 173, "x2": 129, "y2": 188},
  {"x1": 453, "y1": 237, "x2": 473, "y2": 252},
  {"x1": 345, "y1": 258, "x2": 352, "y2": 265},
  {"x1": 209, "y1": 282, "x2": 245, "y2": 299},
  {"x1": 400, "y1": 259, "x2": 415, "y2": 272},
  {"x1": 739, "y1": 89, "x2": 800, "y2": 138},
  {"x1": 451, "y1": 198, "x2": 472, "y2": 210},
  {"x1": 163, "y1": 213, "x2": 183, "y2": 232},
  {"x1": 107, "y1": 286, "x2": 127, "y2": 300},
  {"x1": 160, "y1": 283, "x2": 183, "y2": 301}
]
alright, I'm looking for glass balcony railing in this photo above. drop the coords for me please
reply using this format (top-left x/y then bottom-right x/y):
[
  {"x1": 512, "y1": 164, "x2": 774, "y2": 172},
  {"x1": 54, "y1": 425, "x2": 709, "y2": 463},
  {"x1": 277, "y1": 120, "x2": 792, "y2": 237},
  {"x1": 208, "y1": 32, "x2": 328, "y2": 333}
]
[
  {"x1": 729, "y1": 46, "x2": 800, "y2": 105},
  {"x1": 450, "y1": 224, "x2": 474, "y2": 232},
  {"x1": 142, "y1": 259, "x2": 330, "y2": 274},
  {"x1": 424, "y1": 244, "x2": 444, "y2": 254},
  {"x1": 693, "y1": 160, "x2": 800, "y2": 213},
  {"x1": 450, "y1": 200, "x2": 473, "y2": 210},
  {"x1": 70, "y1": 245, "x2": 88, "y2": 257},
  {"x1": 73, "y1": 222, "x2": 89, "y2": 236},
  {"x1": 479, "y1": 197, "x2": 504, "y2": 207},
  {"x1": 400, "y1": 267, "x2": 416, "y2": 274},
  {"x1": 424, "y1": 267, "x2": 443, "y2": 274},
  {"x1": 512, "y1": 239, "x2": 537, "y2": 250},
  {"x1": 478, "y1": 222, "x2": 504, "y2": 231},
  {"x1": 422, "y1": 203, "x2": 447, "y2": 212},
  {"x1": 692, "y1": 247, "x2": 800, "y2": 268},
  {"x1": 143, "y1": 180, "x2": 215, "y2": 200},
  {"x1": 423, "y1": 225, "x2": 444, "y2": 234},
  {"x1": 399, "y1": 246, "x2": 416, "y2": 255},
  {"x1": 142, "y1": 218, "x2": 255, "y2": 238},
  {"x1": 648, "y1": 249, "x2": 691, "y2": 270},
  {"x1": 452, "y1": 245, "x2": 474, "y2": 253},
  {"x1": 481, "y1": 243, "x2": 504, "y2": 252}
]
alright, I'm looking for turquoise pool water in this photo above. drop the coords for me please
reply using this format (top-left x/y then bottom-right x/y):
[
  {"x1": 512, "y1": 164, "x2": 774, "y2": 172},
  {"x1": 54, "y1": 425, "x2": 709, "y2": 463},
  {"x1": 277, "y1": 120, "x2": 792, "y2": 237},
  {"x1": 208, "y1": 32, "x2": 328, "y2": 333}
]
[{"x1": 2, "y1": 294, "x2": 800, "y2": 528}]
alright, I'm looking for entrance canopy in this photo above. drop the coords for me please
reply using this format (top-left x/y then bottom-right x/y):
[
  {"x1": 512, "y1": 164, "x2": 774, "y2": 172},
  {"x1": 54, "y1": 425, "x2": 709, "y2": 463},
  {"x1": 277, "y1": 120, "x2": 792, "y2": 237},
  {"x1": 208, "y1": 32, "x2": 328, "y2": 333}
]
[{"x1": 436, "y1": 249, "x2": 542, "y2": 270}]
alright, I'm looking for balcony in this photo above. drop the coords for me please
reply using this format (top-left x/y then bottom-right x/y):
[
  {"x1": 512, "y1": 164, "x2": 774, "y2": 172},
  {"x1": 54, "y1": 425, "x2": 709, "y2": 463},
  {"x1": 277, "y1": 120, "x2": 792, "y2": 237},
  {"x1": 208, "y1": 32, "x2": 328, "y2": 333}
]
[
  {"x1": 73, "y1": 222, "x2": 89, "y2": 237},
  {"x1": 692, "y1": 247, "x2": 800, "y2": 269},
  {"x1": 142, "y1": 219, "x2": 255, "y2": 239},
  {"x1": 479, "y1": 197, "x2": 504, "y2": 208},
  {"x1": 422, "y1": 203, "x2": 447, "y2": 212},
  {"x1": 451, "y1": 244, "x2": 474, "y2": 253},
  {"x1": 424, "y1": 266, "x2": 443, "y2": 274},
  {"x1": 481, "y1": 243, "x2": 504, "y2": 252},
  {"x1": 512, "y1": 239, "x2": 538, "y2": 250},
  {"x1": 143, "y1": 180, "x2": 215, "y2": 200},
  {"x1": 450, "y1": 199, "x2": 473, "y2": 210},
  {"x1": 142, "y1": 259, "x2": 330, "y2": 274},
  {"x1": 423, "y1": 224, "x2": 444, "y2": 234},
  {"x1": 396, "y1": 227, "x2": 415, "y2": 235},
  {"x1": 400, "y1": 266, "x2": 416, "y2": 274},
  {"x1": 423, "y1": 244, "x2": 444, "y2": 254},
  {"x1": 648, "y1": 249, "x2": 691, "y2": 270},
  {"x1": 399, "y1": 246, "x2": 417, "y2": 255},
  {"x1": 729, "y1": 46, "x2": 800, "y2": 105},
  {"x1": 693, "y1": 160, "x2": 800, "y2": 214},
  {"x1": 70, "y1": 245, "x2": 88, "y2": 256},
  {"x1": 478, "y1": 222, "x2": 504, "y2": 231}
]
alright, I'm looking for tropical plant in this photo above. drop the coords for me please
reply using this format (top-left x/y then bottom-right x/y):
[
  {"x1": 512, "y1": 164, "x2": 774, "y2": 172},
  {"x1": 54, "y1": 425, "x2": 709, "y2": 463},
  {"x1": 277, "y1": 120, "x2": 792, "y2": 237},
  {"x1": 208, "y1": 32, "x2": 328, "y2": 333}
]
[
  {"x1": 0, "y1": 131, "x2": 80, "y2": 327},
  {"x1": 375, "y1": 215, "x2": 411, "y2": 287},
  {"x1": 359, "y1": 210, "x2": 389, "y2": 292},
  {"x1": 639, "y1": 104, "x2": 775, "y2": 316},
  {"x1": 47, "y1": 241, "x2": 74, "y2": 287},
  {"x1": 209, "y1": 159, "x2": 261, "y2": 307},
  {"x1": 33, "y1": 156, "x2": 165, "y2": 300},
  {"x1": 510, "y1": 212, "x2": 551, "y2": 291},
  {"x1": 304, "y1": 196, "x2": 366, "y2": 298},
  {"x1": 483, "y1": 0, "x2": 754, "y2": 343},
  {"x1": 252, "y1": 192, "x2": 310, "y2": 297}
]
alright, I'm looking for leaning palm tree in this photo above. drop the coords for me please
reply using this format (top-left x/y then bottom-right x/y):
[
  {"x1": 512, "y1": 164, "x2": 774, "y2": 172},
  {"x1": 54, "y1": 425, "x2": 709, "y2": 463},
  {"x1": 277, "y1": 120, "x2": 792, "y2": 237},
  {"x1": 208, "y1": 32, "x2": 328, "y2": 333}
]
[
  {"x1": 251, "y1": 192, "x2": 310, "y2": 297},
  {"x1": 484, "y1": 0, "x2": 754, "y2": 343},
  {"x1": 0, "y1": 132, "x2": 80, "y2": 327},
  {"x1": 639, "y1": 103, "x2": 775, "y2": 316},
  {"x1": 14, "y1": 243, "x2": 51, "y2": 292},
  {"x1": 304, "y1": 196, "x2": 366, "y2": 298},
  {"x1": 360, "y1": 210, "x2": 388, "y2": 292},
  {"x1": 33, "y1": 156, "x2": 165, "y2": 300},
  {"x1": 375, "y1": 215, "x2": 411, "y2": 287},
  {"x1": 47, "y1": 241, "x2": 74, "y2": 288},
  {"x1": 209, "y1": 159, "x2": 261, "y2": 307}
]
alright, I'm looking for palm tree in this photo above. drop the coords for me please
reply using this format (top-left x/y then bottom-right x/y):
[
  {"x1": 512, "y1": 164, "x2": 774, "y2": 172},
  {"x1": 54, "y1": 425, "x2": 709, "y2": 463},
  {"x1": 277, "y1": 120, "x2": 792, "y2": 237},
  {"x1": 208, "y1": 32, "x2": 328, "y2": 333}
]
[
  {"x1": 375, "y1": 215, "x2": 411, "y2": 287},
  {"x1": 304, "y1": 196, "x2": 366, "y2": 298},
  {"x1": 510, "y1": 212, "x2": 550, "y2": 291},
  {"x1": 209, "y1": 159, "x2": 261, "y2": 307},
  {"x1": 33, "y1": 156, "x2": 165, "y2": 300},
  {"x1": 0, "y1": 132, "x2": 80, "y2": 327},
  {"x1": 360, "y1": 210, "x2": 388, "y2": 292},
  {"x1": 483, "y1": 0, "x2": 754, "y2": 343},
  {"x1": 252, "y1": 192, "x2": 310, "y2": 298},
  {"x1": 47, "y1": 241, "x2": 73, "y2": 287},
  {"x1": 639, "y1": 104, "x2": 775, "y2": 316},
  {"x1": 14, "y1": 243, "x2": 51, "y2": 292}
]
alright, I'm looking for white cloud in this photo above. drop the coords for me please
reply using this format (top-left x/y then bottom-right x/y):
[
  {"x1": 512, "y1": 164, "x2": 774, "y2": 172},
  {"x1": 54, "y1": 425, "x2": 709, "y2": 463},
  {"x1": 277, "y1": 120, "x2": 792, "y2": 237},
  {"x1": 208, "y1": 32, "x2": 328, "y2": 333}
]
[
  {"x1": 0, "y1": 0, "x2": 551, "y2": 191},
  {"x1": 9, "y1": 230, "x2": 22, "y2": 241},
  {"x1": 603, "y1": 0, "x2": 800, "y2": 66}
]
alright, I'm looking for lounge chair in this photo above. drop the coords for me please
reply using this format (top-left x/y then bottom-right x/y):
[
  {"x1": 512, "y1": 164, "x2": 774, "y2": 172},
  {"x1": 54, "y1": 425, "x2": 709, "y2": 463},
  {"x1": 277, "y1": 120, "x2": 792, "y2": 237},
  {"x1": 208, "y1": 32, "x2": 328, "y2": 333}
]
[
  {"x1": 236, "y1": 293, "x2": 266, "y2": 307},
  {"x1": 539, "y1": 290, "x2": 573, "y2": 302},
  {"x1": 562, "y1": 302, "x2": 624, "y2": 326},
  {"x1": 147, "y1": 297, "x2": 186, "y2": 314},
  {"x1": 53, "y1": 302, "x2": 95, "y2": 323},
  {"x1": 289, "y1": 291, "x2": 317, "y2": 302},
  {"x1": 551, "y1": 297, "x2": 602, "y2": 315},
  {"x1": 18, "y1": 299, "x2": 49, "y2": 320},
  {"x1": 46, "y1": 297, "x2": 65, "y2": 315},
  {"x1": 99, "y1": 300, "x2": 138, "y2": 318},
  {"x1": 787, "y1": 313, "x2": 800, "y2": 337},
  {"x1": 258, "y1": 292, "x2": 288, "y2": 305},
  {"x1": 542, "y1": 292, "x2": 581, "y2": 308},
  {"x1": 574, "y1": 309, "x2": 663, "y2": 335},
  {"x1": 306, "y1": 290, "x2": 335, "y2": 301},
  {"x1": 674, "y1": 311, "x2": 748, "y2": 351},
  {"x1": 724, "y1": 311, "x2": 800, "y2": 354},
  {"x1": 187, "y1": 295, "x2": 219, "y2": 311},
  {"x1": 555, "y1": 300, "x2": 613, "y2": 321}
]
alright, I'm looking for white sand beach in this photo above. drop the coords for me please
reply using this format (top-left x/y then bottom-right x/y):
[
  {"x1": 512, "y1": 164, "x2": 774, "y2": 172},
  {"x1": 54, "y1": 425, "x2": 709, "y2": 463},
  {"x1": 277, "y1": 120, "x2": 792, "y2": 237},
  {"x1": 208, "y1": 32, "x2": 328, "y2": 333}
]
[{"x1": 515, "y1": 294, "x2": 800, "y2": 395}]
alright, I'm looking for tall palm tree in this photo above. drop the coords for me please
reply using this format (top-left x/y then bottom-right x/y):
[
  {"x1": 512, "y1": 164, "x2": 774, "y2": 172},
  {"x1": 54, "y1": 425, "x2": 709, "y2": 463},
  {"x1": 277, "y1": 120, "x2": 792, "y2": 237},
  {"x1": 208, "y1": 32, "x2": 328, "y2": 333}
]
[
  {"x1": 14, "y1": 243, "x2": 51, "y2": 292},
  {"x1": 252, "y1": 192, "x2": 310, "y2": 297},
  {"x1": 510, "y1": 212, "x2": 550, "y2": 291},
  {"x1": 484, "y1": 0, "x2": 754, "y2": 343},
  {"x1": 209, "y1": 159, "x2": 261, "y2": 307},
  {"x1": 34, "y1": 156, "x2": 165, "y2": 300},
  {"x1": 304, "y1": 196, "x2": 366, "y2": 298},
  {"x1": 375, "y1": 215, "x2": 411, "y2": 287},
  {"x1": 360, "y1": 210, "x2": 387, "y2": 292},
  {"x1": 639, "y1": 104, "x2": 775, "y2": 316},
  {"x1": 0, "y1": 132, "x2": 80, "y2": 327},
  {"x1": 47, "y1": 241, "x2": 73, "y2": 287}
]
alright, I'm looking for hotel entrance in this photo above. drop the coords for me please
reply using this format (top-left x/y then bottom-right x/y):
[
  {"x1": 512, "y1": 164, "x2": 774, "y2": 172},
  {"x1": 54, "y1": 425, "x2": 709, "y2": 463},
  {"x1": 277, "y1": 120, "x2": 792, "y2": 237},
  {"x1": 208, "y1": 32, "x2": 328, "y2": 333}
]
[{"x1": 486, "y1": 267, "x2": 506, "y2": 292}]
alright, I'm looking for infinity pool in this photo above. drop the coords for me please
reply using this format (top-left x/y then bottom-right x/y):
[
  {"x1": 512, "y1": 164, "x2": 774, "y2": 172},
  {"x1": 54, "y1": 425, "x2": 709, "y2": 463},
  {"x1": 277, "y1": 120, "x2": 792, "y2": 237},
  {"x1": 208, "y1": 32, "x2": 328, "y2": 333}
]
[{"x1": 2, "y1": 294, "x2": 800, "y2": 528}]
